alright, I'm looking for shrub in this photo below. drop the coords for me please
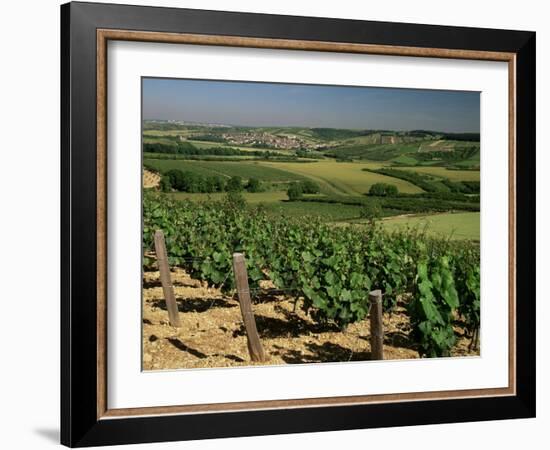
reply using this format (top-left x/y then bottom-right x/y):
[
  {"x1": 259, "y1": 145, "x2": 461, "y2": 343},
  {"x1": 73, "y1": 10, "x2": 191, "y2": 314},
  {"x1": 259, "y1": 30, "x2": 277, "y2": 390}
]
[
  {"x1": 246, "y1": 177, "x2": 262, "y2": 193},
  {"x1": 287, "y1": 182, "x2": 303, "y2": 201},
  {"x1": 300, "y1": 180, "x2": 321, "y2": 194},
  {"x1": 369, "y1": 183, "x2": 399, "y2": 197},
  {"x1": 227, "y1": 176, "x2": 243, "y2": 192},
  {"x1": 159, "y1": 175, "x2": 172, "y2": 192},
  {"x1": 223, "y1": 191, "x2": 247, "y2": 209},
  {"x1": 359, "y1": 201, "x2": 382, "y2": 221},
  {"x1": 164, "y1": 169, "x2": 212, "y2": 193},
  {"x1": 164, "y1": 169, "x2": 186, "y2": 191}
]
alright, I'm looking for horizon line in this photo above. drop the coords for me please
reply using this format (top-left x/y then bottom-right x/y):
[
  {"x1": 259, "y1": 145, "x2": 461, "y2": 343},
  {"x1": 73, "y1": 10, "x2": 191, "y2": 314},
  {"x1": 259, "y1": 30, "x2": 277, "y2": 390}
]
[{"x1": 142, "y1": 118, "x2": 480, "y2": 135}]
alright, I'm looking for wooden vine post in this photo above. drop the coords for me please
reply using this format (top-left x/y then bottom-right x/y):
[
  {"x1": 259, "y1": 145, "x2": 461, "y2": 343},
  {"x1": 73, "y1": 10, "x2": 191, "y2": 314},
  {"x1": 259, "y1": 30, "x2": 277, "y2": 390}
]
[
  {"x1": 153, "y1": 230, "x2": 181, "y2": 328},
  {"x1": 369, "y1": 290, "x2": 384, "y2": 360},
  {"x1": 232, "y1": 253, "x2": 268, "y2": 362}
]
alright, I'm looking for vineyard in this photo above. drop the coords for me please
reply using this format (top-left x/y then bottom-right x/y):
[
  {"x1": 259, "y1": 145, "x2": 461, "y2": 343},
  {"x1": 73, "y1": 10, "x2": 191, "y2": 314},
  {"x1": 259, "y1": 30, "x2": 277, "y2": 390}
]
[{"x1": 143, "y1": 191, "x2": 480, "y2": 362}]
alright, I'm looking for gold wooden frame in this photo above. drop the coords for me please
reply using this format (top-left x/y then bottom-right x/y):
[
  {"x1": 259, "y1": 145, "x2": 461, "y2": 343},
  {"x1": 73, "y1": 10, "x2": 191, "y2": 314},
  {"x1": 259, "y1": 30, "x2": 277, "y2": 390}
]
[{"x1": 96, "y1": 29, "x2": 516, "y2": 420}]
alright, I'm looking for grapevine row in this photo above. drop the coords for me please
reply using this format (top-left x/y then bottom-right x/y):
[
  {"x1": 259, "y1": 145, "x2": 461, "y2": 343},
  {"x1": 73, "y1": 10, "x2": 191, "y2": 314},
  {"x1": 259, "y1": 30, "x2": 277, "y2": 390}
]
[{"x1": 143, "y1": 191, "x2": 480, "y2": 357}]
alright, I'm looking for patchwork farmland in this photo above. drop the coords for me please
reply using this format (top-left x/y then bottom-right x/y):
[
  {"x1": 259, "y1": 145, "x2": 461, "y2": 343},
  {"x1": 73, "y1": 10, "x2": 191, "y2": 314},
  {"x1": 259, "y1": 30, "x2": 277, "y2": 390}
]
[{"x1": 143, "y1": 122, "x2": 480, "y2": 238}]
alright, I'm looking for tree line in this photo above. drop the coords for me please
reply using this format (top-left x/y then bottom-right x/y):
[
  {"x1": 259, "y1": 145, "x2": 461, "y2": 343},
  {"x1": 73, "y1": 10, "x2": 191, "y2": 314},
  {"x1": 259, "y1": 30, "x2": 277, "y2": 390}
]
[
  {"x1": 144, "y1": 142, "x2": 279, "y2": 158},
  {"x1": 160, "y1": 169, "x2": 263, "y2": 194},
  {"x1": 286, "y1": 180, "x2": 321, "y2": 200}
]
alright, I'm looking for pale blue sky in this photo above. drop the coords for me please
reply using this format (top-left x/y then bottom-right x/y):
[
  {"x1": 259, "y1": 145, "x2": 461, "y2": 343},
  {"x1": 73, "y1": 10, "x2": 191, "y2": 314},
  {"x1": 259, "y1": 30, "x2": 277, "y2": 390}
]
[{"x1": 143, "y1": 78, "x2": 480, "y2": 133}]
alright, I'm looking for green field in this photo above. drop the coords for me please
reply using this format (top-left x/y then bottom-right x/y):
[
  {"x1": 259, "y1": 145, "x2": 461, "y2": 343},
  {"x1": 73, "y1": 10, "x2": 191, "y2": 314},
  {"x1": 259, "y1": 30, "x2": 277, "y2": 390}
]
[
  {"x1": 143, "y1": 137, "x2": 178, "y2": 146},
  {"x1": 325, "y1": 138, "x2": 480, "y2": 170},
  {"x1": 326, "y1": 142, "x2": 424, "y2": 161},
  {"x1": 418, "y1": 139, "x2": 479, "y2": 150},
  {"x1": 144, "y1": 159, "x2": 306, "y2": 182},
  {"x1": 397, "y1": 166, "x2": 480, "y2": 181},
  {"x1": 144, "y1": 152, "x2": 256, "y2": 161},
  {"x1": 145, "y1": 158, "x2": 426, "y2": 195},
  {"x1": 166, "y1": 191, "x2": 288, "y2": 203},
  {"x1": 166, "y1": 192, "x2": 363, "y2": 221},
  {"x1": 380, "y1": 212, "x2": 480, "y2": 240},
  {"x1": 186, "y1": 140, "x2": 289, "y2": 154},
  {"x1": 259, "y1": 160, "x2": 423, "y2": 195},
  {"x1": 264, "y1": 200, "x2": 362, "y2": 221},
  {"x1": 391, "y1": 154, "x2": 420, "y2": 165}
]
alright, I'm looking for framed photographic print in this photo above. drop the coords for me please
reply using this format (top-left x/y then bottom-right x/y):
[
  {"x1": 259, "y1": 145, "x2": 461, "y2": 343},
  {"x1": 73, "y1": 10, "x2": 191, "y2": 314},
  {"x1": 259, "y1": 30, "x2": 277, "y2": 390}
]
[{"x1": 61, "y1": 1, "x2": 536, "y2": 447}]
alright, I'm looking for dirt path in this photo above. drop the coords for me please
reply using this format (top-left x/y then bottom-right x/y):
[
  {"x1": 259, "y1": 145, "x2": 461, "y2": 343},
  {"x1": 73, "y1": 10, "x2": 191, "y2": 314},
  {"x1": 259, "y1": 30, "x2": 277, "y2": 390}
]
[{"x1": 142, "y1": 265, "x2": 478, "y2": 370}]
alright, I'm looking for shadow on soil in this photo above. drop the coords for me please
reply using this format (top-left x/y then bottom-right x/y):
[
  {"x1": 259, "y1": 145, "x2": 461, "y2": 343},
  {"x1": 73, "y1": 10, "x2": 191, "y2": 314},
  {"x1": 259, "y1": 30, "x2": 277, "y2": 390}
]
[
  {"x1": 142, "y1": 265, "x2": 158, "y2": 273},
  {"x1": 151, "y1": 297, "x2": 237, "y2": 313},
  {"x1": 273, "y1": 342, "x2": 372, "y2": 364},
  {"x1": 166, "y1": 338, "x2": 207, "y2": 359},
  {"x1": 251, "y1": 290, "x2": 297, "y2": 304},
  {"x1": 356, "y1": 330, "x2": 417, "y2": 351},
  {"x1": 383, "y1": 331, "x2": 417, "y2": 350},
  {"x1": 143, "y1": 279, "x2": 204, "y2": 289},
  {"x1": 224, "y1": 354, "x2": 246, "y2": 362},
  {"x1": 232, "y1": 310, "x2": 340, "y2": 339},
  {"x1": 165, "y1": 338, "x2": 245, "y2": 362}
]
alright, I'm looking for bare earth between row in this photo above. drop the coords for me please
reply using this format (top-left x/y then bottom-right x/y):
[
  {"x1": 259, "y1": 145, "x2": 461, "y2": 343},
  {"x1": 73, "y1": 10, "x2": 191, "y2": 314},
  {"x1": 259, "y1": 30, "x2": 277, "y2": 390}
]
[{"x1": 142, "y1": 265, "x2": 478, "y2": 371}]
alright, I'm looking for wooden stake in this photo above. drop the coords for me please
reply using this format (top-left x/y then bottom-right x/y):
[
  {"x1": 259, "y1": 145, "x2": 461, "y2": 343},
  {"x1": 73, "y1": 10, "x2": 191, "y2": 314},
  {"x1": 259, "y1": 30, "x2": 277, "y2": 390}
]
[
  {"x1": 232, "y1": 253, "x2": 268, "y2": 362},
  {"x1": 369, "y1": 290, "x2": 384, "y2": 360},
  {"x1": 153, "y1": 230, "x2": 181, "y2": 328}
]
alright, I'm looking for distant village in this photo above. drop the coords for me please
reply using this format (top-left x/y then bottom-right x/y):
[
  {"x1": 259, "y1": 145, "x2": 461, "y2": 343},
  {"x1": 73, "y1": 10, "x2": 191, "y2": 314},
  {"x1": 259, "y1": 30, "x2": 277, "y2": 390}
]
[{"x1": 221, "y1": 131, "x2": 306, "y2": 149}]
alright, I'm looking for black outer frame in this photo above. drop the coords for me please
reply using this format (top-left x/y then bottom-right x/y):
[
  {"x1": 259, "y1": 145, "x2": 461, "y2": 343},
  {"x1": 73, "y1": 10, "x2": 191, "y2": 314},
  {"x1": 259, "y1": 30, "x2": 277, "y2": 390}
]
[{"x1": 60, "y1": 1, "x2": 536, "y2": 447}]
